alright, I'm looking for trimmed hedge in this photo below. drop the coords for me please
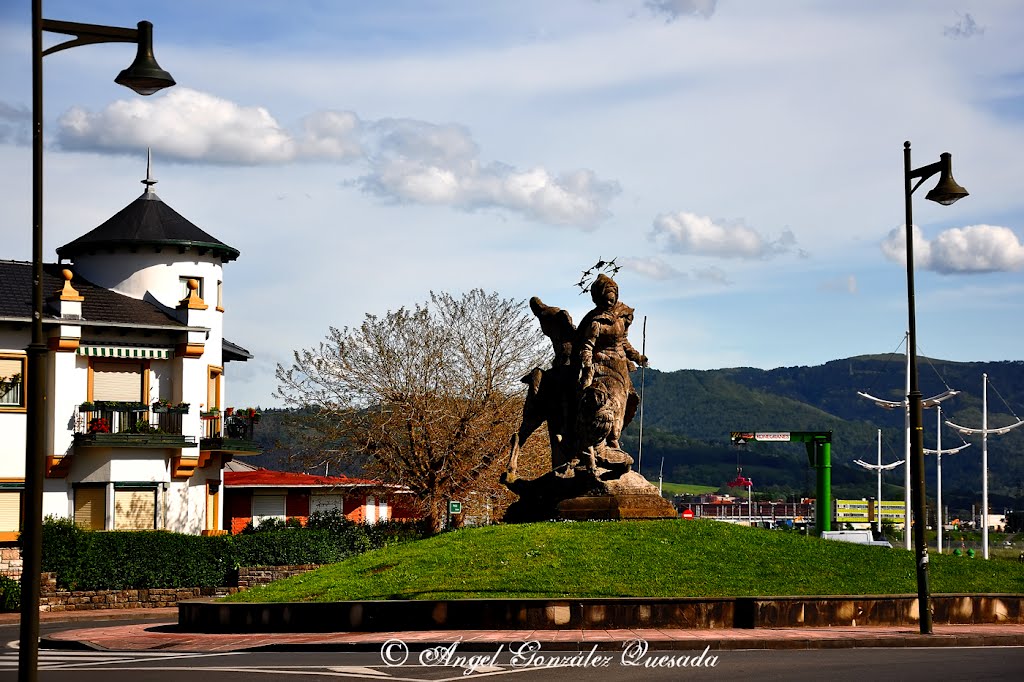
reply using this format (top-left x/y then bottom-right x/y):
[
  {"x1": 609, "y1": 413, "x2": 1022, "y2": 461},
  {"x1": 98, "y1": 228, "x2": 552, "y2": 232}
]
[{"x1": 39, "y1": 515, "x2": 427, "y2": 591}]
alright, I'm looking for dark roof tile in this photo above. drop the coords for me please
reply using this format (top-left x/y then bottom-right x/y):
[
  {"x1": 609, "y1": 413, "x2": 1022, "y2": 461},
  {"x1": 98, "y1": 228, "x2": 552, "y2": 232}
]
[{"x1": 0, "y1": 260, "x2": 186, "y2": 328}]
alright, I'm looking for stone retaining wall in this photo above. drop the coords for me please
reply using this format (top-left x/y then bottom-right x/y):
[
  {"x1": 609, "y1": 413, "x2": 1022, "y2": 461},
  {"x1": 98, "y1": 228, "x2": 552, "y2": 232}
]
[
  {"x1": 0, "y1": 548, "x2": 22, "y2": 578},
  {"x1": 237, "y1": 565, "x2": 320, "y2": 590},
  {"x1": 178, "y1": 594, "x2": 1024, "y2": 633},
  {"x1": 0, "y1": 562, "x2": 321, "y2": 612},
  {"x1": 38, "y1": 573, "x2": 239, "y2": 612}
]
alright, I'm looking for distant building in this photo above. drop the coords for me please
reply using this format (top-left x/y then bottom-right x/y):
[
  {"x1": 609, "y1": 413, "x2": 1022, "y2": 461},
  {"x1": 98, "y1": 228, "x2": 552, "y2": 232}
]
[
  {"x1": 0, "y1": 159, "x2": 258, "y2": 539},
  {"x1": 222, "y1": 460, "x2": 419, "y2": 533}
]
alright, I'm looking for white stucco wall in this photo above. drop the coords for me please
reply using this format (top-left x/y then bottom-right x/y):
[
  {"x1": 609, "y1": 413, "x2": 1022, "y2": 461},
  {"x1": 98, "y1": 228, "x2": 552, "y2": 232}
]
[{"x1": 70, "y1": 251, "x2": 224, "y2": 312}]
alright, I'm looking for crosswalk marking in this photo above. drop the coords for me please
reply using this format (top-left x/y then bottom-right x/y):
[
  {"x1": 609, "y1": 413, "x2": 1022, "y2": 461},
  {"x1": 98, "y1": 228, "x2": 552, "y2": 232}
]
[{"x1": 0, "y1": 649, "x2": 236, "y2": 670}]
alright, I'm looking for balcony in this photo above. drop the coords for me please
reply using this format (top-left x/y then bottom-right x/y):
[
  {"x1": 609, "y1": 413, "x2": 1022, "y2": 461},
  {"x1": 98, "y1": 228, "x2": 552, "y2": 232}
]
[
  {"x1": 73, "y1": 402, "x2": 197, "y2": 448},
  {"x1": 200, "y1": 409, "x2": 262, "y2": 454}
]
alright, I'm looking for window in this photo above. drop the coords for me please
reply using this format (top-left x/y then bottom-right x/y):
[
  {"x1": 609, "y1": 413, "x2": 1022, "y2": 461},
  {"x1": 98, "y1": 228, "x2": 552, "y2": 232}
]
[
  {"x1": 0, "y1": 355, "x2": 26, "y2": 410},
  {"x1": 310, "y1": 494, "x2": 344, "y2": 516},
  {"x1": 0, "y1": 489, "x2": 23, "y2": 540},
  {"x1": 114, "y1": 487, "x2": 156, "y2": 530},
  {"x1": 205, "y1": 480, "x2": 220, "y2": 531},
  {"x1": 216, "y1": 280, "x2": 224, "y2": 312},
  {"x1": 252, "y1": 495, "x2": 285, "y2": 527},
  {"x1": 180, "y1": 276, "x2": 204, "y2": 301},
  {"x1": 207, "y1": 366, "x2": 223, "y2": 411},
  {"x1": 74, "y1": 486, "x2": 106, "y2": 530},
  {"x1": 91, "y1": 360, "x2": 145, "y2": 402}
]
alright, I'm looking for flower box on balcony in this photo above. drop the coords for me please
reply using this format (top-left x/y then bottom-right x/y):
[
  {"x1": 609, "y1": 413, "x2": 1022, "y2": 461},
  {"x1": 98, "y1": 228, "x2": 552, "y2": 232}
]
[
  {"x1": 94, "y1": 400, "x2": 148, "y2": 412},
  {"x1": 152, "y1": 400, "x2": 190, "y2": 414}
]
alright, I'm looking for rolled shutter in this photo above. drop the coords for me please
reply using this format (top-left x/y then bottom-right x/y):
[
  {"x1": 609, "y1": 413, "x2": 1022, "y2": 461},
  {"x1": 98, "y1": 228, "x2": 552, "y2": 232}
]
[
  {"x1": 0, "y1": 492, "x2": 21, "y2": 533},
  {"x1": 0, "y1": 358, "x2": 24, "y2": 406},
  {"x1": 92, "y1": 360, "x2": 143, "y2": 402},
  {"x1": 114, "y1": 488, "x2": 156, "y2": 530},
  {"x1": 252, "y1": 495, "x2": 286, "y2": 524},
  {"x1": 74, "y1": 487, "x2": 106, "y2": 530}
]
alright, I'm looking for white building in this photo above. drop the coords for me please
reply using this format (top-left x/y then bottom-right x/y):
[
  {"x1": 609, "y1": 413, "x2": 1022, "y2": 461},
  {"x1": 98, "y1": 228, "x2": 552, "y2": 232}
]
[{"x1": 0, "y1": 164, "x2": 256, "y2": 539}]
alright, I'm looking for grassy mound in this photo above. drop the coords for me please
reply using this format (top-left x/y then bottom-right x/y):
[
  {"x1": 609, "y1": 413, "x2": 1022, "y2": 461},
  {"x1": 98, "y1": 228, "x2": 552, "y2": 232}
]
[{"x1": 224, "y1": 520, "x2": 1024, "y2": 603}]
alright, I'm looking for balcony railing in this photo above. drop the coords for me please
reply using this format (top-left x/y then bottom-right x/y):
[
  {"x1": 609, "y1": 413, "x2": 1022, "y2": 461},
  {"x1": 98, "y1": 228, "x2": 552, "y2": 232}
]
[
  {"x1": 73, "y1": 402, "x2": 196, "y2": 448},
  {"x1": 200, "y1": 410, "x2": 261, "y2": 454}
]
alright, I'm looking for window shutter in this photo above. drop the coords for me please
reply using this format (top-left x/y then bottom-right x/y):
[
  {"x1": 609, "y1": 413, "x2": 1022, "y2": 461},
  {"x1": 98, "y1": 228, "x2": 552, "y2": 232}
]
[
  {"x1": 310, "y1": 494, "x2": 344, "y2": 515},
  {"x1": 74, "y1": 487, "x2": 106, "y2": 530},
  {"x1": 92, "y1": 360, "x2": 143, "y2": 402},
  {"x1": 114, "y1": 489, "x2": 156, "y2": 530},
  {"x1": 252, "y1": 495, "x2": 286, "y2": 524},
  {"x1": 0, "y1": 358, "x2": 24, "y2": 406},
  {"x1": 0, "y1": 492, "x2": 21, "y2": 533}
]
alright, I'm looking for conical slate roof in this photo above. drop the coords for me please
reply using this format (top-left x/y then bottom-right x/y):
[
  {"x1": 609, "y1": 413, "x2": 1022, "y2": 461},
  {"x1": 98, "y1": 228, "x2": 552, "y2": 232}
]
[{"x1": 57, "y1": 190, "x2": 239, "y2": 262}]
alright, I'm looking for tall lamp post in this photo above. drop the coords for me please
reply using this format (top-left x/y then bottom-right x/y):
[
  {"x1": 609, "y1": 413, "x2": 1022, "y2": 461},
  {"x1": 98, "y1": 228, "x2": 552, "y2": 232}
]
[
  {"x1": 903, "y1": 140, "x2": 969, "y2": 635},
  {"x1": 23, "y1": 3, "x2": 173, "y2": 680}
]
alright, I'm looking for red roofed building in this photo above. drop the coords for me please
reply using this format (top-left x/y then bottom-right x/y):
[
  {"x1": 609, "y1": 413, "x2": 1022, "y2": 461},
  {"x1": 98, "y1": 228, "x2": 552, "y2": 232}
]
[{"x1": 222, "y1": 461, "x2": 419, "y2": 533}]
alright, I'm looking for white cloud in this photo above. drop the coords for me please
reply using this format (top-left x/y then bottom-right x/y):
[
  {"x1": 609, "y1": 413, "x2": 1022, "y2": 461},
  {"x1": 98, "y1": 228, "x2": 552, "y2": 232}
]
[
  {"x1": 357, "y1": 118, "x2": 618, "y2": 228},
  {"x1": 621, "y1": 257, "x2": 731, "y2": 285},
  {"x1": 882, "y1": 224, "x2": 1024, "y2": 274},
  {"x1": 645, "y1": 0, "x2": 718, "y2": 22},
  {"x1": 53, "y1": 90, "x2": 617, "y2": 229},
  {"x1": 57, "y1": 89, "x2": 298, "y2": 164},
  {"x1": 622, "y1": 256, "x2": 684, "y2": 280},
  {"x1": 650, "y1": 212, "x2": 800, "y2": 259},
  {"x1": 944, "y1": 12, "x2": 985, "y2": 39}
]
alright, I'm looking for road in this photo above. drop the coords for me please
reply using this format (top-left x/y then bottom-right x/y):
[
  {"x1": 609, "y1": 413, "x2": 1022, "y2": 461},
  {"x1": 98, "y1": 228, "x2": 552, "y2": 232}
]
[{"x1": 0, "y1": 620, "x2": 1021, "y2": 681}]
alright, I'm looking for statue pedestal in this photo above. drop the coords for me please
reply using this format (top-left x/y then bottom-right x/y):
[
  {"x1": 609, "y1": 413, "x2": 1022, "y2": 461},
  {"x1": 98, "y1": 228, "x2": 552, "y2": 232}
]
[
  {"x1": 556, "y1": 471, "x2": 677, "y2": 520},
  {"x1": 503, "y1": 468, "x2": 677, "y2": 523}
]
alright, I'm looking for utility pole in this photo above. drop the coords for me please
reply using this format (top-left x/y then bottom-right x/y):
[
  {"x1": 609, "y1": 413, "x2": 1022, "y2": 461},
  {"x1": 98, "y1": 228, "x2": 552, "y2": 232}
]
[
  {"x1": 946, "y1": 374, "x2": 1024, "y2": 559},
  {"x1": 853, "y1": 429, "x2": 904, "y2": 534}
]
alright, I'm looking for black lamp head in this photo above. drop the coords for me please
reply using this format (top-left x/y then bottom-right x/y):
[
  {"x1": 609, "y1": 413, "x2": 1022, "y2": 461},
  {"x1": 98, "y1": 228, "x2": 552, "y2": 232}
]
[{"x1": 114, "y1": 21, "x2": 175, "y2": 96}]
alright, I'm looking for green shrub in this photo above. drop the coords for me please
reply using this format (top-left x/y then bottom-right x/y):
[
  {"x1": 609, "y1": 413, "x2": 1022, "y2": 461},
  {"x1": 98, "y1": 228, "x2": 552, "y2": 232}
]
[
  {"x1": 41, "y1": 515, "x2": 90, "y2": 589},
  {"x1": 228, "y1": 529, "x2": 352, "y2": 567},
  {"x1": 307, "y1": 509, "x2": 371, "y2": 553},
  {"x1": 0, "y1": 575, "x2": 20, "y2": 611},
  {"x1": 365, "y1": 519, "x2": 430, "y2": 548},
  {"x1": 75, "y1": 531, "x2": 232, "y2": 590},
  {"x1": 38, "y1": 513, "x2": 423, "y2": 591}
]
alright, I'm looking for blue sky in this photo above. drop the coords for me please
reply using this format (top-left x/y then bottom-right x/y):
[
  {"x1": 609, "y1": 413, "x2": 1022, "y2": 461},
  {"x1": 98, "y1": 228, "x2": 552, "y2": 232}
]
[{"x1": 2, "y1": 1, "x2": 1023, "y2": 408}]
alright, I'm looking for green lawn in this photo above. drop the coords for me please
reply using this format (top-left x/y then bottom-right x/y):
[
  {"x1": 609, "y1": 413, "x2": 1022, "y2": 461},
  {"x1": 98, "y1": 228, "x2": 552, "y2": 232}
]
[
  {"x1": 224, "y1": 520, "x2": 1024, "y2": 603},
  {"x1": 659, "y1": 482, "x2": 718, "y2": 496}
]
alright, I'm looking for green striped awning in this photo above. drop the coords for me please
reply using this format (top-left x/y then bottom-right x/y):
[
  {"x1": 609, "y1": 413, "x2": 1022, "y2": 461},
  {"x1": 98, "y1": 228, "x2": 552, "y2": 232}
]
[{"x1": 77, "y1": 345, "x2": 173, "y2": 359}]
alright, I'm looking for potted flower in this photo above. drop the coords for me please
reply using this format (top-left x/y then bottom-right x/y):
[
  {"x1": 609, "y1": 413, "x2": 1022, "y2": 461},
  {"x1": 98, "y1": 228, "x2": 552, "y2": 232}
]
[
  {"x1": 79, "y1": 401, "x2": 96, "y2": 412},
  {"x1": 152, "y1": 398, "x2": 172, "y2": 413},
  {"x1": 224, "y1": 407, "x2": 234, "y2": 417},
  {"x1": 171, "y1": 401, "x2": 190, "y2": 414},
  {"x1": 88, "y1": 417, "x2": 110, "y2": 434}
]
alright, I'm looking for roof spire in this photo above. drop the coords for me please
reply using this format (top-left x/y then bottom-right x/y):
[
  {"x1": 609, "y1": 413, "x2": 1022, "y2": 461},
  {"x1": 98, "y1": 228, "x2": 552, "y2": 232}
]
[{"x1": 141, "y1": 147, "x2": 158, "y2": 196}]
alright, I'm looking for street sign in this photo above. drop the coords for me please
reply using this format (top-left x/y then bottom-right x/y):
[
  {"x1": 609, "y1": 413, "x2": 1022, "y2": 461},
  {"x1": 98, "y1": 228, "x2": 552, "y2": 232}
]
[
  {"x1": 448, "y1": 501, "x2": 462, "y2": 514},
  {"x1": 682, "y1": 509, "x2": 694, "y2": 519}
]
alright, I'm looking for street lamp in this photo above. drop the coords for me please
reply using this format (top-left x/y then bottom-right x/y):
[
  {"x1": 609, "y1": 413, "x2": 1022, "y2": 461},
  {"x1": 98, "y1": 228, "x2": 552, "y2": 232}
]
[
  {"x1": 23, "y1": 3, "x2": 174, "y2": 680},
  {"x1": 902, "y1": 140, "x2": 968, "y2": 636}
]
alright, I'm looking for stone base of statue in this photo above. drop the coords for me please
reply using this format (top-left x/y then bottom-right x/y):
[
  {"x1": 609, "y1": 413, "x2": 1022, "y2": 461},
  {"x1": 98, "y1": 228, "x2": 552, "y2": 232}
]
[
  {"x1": 556, "y1": 471, "x2": 678, "y2": 520},
  {"x1": 501, "y1": 448, "x2": 677, "y2": 523}
]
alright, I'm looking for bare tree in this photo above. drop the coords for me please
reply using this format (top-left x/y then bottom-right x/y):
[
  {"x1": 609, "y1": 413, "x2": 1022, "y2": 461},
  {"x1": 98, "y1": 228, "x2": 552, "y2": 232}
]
[{"x1": 275, "y1": 290, "x2": 549, "y2": 532}]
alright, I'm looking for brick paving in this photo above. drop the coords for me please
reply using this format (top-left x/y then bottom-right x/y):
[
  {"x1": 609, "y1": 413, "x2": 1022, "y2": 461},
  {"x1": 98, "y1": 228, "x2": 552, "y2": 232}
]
[{"x1": 37, "y1": 620, "x2": 1024, "y2": 653}]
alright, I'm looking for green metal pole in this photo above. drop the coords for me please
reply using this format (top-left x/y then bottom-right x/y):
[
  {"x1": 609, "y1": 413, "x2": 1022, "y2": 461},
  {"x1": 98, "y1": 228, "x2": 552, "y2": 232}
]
[{"x1": 817, "y1": 441, "x2": 832, "y2": 533}]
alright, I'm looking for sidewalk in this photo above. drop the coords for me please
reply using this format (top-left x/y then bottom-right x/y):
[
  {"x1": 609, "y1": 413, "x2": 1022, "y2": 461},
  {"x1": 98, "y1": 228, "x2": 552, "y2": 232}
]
[{"x1": 39, "y1": 620, "x2": 1024, "y2": 653}]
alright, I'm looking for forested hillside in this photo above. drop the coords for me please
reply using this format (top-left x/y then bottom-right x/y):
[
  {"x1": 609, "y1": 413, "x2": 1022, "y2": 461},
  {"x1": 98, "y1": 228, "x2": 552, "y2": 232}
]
[{"x1": 622, "y1": 357, "x2": 1024, "y2": 516}]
